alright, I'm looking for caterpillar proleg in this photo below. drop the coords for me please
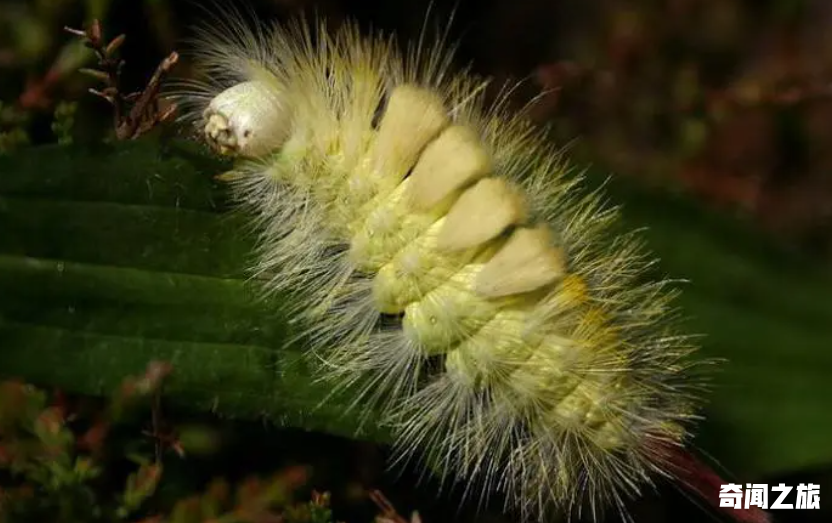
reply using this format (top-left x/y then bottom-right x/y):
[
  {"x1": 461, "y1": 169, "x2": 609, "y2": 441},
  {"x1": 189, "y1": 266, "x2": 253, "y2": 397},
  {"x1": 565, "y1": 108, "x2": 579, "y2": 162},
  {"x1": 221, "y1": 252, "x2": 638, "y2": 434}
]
[{"x1": 172, "y1": 5, "x2": 768, "y2": 523}]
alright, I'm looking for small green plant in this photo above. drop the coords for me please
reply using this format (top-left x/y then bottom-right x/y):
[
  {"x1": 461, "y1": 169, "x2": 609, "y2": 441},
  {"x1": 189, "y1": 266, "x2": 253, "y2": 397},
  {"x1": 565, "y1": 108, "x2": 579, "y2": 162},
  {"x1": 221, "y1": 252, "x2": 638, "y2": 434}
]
[
  {"x1": 0, "y1": 362, "x2": 173, "y2": 521},
  {"x1": 0, "y1": 362, "x2": 348, "y2": 523},
  {"x1": 52, "y1": 101, "x2": 78, "y2": 145},
  {"x1": 0, "y1": 101, "x2": 31, "y2": 155}
]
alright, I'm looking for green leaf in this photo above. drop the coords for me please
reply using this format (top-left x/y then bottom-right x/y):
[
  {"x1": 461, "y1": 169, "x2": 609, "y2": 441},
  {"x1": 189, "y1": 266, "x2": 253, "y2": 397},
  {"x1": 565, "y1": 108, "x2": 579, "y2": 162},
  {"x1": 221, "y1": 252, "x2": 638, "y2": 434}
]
[
  {"x1": 0, "y1": 138, "x2": 387, "y2": 444},
  {"x1": 1, "y1": 137, "x2": 831, "y2": 481}
]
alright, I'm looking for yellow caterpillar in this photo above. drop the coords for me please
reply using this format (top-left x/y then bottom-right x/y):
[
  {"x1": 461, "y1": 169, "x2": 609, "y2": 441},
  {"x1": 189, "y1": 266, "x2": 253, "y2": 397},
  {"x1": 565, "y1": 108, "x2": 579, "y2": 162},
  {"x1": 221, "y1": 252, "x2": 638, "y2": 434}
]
[{"x1": 171, "y1": 5, "x2": 756, "y2": 523}]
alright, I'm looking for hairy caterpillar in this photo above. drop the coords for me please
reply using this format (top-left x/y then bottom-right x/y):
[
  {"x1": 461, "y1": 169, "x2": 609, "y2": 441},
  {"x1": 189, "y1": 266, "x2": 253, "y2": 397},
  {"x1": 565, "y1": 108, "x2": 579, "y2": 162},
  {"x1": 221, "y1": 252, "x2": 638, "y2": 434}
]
[{"x1": 172, "y1": 5, "x2": 769, "y2": 523}]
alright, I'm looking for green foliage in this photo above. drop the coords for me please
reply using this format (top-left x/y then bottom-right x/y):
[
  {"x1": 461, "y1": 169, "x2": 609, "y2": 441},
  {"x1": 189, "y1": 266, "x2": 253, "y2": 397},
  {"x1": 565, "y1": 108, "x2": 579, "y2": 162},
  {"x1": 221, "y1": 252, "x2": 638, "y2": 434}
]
[
  {"x1": 0, "y1": 102, "x2": 31, "y2": 155},
  {"x1": 52, "y1": 102, "x2": 78, "y2": 146},
  {"x1": 0, "y1": 137, "x2": 389, "y2": 445},
  {"x1": 0, "y1": 365, "x2": 342, "y2": 523}
]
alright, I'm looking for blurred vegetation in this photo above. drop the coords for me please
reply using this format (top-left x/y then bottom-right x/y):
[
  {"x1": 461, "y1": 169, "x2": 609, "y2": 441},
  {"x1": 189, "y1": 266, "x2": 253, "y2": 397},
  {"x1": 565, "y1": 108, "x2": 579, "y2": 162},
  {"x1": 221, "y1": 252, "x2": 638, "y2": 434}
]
[
  {"x1": 0, "y1": 363, "x2": 371, "y2": 523},
  {"x1": 1, "y1": 1, "x2": 831, "y2": 522}
]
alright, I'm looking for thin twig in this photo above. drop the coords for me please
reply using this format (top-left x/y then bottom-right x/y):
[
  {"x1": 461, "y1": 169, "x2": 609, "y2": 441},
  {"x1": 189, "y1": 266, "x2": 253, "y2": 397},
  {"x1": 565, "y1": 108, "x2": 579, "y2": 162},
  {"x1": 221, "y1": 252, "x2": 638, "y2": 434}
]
[{"x1": 64, "y1": 19, "x2": 179, "y2": 140}]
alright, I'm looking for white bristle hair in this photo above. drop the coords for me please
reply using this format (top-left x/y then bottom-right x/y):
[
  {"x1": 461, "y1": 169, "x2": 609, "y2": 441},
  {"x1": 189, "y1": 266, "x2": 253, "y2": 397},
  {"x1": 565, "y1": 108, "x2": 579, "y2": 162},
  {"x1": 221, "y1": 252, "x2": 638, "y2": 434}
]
[{"x1": 170, "y1": 4, "x2": 706, "y2": 522}]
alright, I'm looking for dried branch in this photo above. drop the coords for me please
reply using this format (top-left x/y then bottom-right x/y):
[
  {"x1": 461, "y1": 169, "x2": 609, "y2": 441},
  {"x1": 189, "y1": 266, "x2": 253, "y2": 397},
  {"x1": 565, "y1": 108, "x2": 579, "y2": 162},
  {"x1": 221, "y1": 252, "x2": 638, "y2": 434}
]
[{"x1": 64, "y1": 19, "x2": 179, "y2": 140}]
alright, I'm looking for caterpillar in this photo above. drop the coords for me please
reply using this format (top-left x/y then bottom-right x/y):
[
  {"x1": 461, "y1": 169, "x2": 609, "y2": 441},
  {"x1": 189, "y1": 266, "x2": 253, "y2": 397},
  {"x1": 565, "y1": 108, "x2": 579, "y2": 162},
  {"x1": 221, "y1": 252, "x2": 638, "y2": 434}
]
[{"x1": 171, "y1": 5, "x2": 769, "y2": 523}]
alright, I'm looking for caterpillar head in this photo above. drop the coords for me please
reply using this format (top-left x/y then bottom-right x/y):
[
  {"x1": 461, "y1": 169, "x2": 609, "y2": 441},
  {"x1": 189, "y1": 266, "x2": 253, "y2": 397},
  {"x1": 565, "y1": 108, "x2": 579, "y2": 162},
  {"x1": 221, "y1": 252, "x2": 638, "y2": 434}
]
[{"x1": 203, "y1": 80, "x2": 291, "y2": 158}]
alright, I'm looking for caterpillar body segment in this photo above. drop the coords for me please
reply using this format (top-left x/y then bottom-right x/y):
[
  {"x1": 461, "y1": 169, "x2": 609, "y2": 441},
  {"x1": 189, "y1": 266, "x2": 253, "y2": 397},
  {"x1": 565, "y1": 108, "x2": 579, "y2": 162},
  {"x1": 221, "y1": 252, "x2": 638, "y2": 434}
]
[{"x1": 175, "y1": 11, "x2": 702, "y2": 523}]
